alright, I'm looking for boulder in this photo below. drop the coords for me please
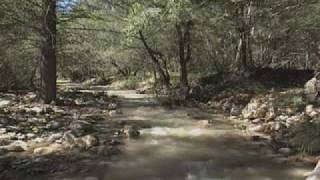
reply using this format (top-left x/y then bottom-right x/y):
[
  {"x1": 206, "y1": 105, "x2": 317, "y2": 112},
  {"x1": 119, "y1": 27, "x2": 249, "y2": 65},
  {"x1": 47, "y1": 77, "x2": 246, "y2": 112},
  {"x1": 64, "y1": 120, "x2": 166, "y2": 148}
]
[
  {"x1": 242, "y1": 97, "x2": 272, "y2": 119},
  {"x1": 305, "y1": 77, "x2": 320, "y2": 103}
]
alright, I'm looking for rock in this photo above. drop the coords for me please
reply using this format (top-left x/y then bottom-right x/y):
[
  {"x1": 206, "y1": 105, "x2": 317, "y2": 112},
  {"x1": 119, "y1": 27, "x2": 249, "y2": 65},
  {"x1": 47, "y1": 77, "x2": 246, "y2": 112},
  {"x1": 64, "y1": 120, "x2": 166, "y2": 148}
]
[
  {"x1": 123, "y1": 125, "x2": 140, "y2": 138},
  {"x1": 109, "y1": 109, "x2": 122, "y2": 117},
  {"x1": 0, "y1": 99, "x2": 11, "y2": 108},
  {"x1": 305, "y1": 77, "x2": 319, "y2": 103},
  {"x1": 6, "y1": 141, "x2": 28, "y2": 152},
  {"x1": 270, "y1": 122, "x2": 282, "y2": 131},
  {"x1": 242, "y1": 97, "x2": 271, "y2": 119},
  {"x1": 197, "y1": 120, "x2": 211, "y2": 127},
  {"x1": 252, "y1": 119, "x2": 262, "y2": 124},
  {"x1": 46, "y1": 121, "x2": 63, "y2": 130},
  {"x1": 69, "y1": 120, "x2": 93, "y2": 137},
  {"x1": 306, "y1": 160, "x2": 320, "y2": 180},
  {"x1": 278, "y1": 148, "x2": 292, "y2": 155},
  {"x1": 248, "y1": 124, "x2": 265, "y2": 133},
  {"x1": 306, "y1": 105, "x2": 314, "y2": 114},
  {"x1": 109, "y1": 139, "x2": 122, "y2": 146},
  {"x1": 0, "y1": 139, "x2": 11, "y2": 146},
  {"x1": 33, "y1": 137, "x2": 46, "y2": 143},
  {"x1": 63, "y1": 131, "x2": 77, "y2": 145},
  {"x1": 230, "y1": 105, "x2": 242, "y2": 116},
  {"x1": 47, "y1": 133, "x2": 63, "y2": 143},
  {"x1": 306, "y1": 105, "x2": 319, "y2": 117},
  {"x1": 33, "y1": 144, "x2": 63, "y2": 155},
  {"x1": 81, "y1": 135, "x2": 99, "y2": 148},
  {"x1": 29, "y1": 106, "x2": 43, "y2": 115},
  {"x1": 265, "y1": 107, "x2": 276, "y2": 120},
  {"x1": 23, "y1": 92, "x2": 37, "y2": 102},
  {"x1": 136, "y1": 88, "x2": 146, "y2": 94},
  {"x1": 26, "y1": 133, "x2": 36, "y2": 139},
  {"x1": 108, "y1": 103, "x2": 118, "y2": 110},
  {"x1": 17, "y1": 133, "x2": 26, "y2": 140}
]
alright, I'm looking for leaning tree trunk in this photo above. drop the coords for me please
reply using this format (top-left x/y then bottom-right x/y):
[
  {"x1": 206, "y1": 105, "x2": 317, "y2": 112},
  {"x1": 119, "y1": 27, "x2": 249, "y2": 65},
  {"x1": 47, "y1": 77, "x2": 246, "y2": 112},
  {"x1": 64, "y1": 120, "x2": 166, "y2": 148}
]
[
  {"x1": 138, "y1": 30, "x2": 171, "y2": 90},
  {"x1": 40, "y1": 0, "x2": 57, "y2": 104}
]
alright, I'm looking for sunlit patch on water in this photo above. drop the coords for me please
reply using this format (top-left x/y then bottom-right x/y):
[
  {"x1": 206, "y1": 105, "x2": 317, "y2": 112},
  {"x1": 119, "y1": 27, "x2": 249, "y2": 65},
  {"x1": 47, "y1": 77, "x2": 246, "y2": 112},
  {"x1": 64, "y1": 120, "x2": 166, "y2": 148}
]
[{"x1": 141, "y1": 127, "x2": 210, "y2": 137}]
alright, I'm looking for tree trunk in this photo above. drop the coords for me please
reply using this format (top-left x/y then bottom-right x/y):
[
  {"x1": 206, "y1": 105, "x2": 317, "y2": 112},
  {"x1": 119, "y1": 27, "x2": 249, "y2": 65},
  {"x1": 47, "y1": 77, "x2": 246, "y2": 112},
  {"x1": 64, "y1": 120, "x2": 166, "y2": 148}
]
[
  {"x1": 40, "y1": 0, "x2": 57, "y2": 104},
  {"x1": 176, "y1": 21, "x2": 192, "y2": 87},
  {"x1": 240, "y1": 29, "x2": 248, "y2": 70},
  {"x1": 138, "y1": 30, "x2": 170, "y2": 90}
]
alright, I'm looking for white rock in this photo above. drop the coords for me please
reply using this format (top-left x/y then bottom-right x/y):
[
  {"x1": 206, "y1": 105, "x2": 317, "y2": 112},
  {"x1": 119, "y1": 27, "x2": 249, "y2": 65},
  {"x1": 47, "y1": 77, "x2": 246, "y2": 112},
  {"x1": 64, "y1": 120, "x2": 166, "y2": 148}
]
[
  {"x1": 306, "y1": 105, "x2": 314, "y2": 114},
  {"x1": 108, "y1": 103, "x2": 118, "y2": 110},
  {"x1": 306, "y1": 161, "x2": 320, "y2": 180},
  {"x1": 81, "y1": 135, "x2": 99, "y2": 148},
  {"x1": 109, "y1": 109, "x2": 122, "y2": 117},
  {"x1": 33, "y1": 144, "x2": 63, "y2": 155},
  {"x1": 248, "y1": 124, "x2": 265, "y2": 133},
  {"x1": 47, "y1": 133, "x2": 63, "y2": 143},
  {"x1": 0, "y1": 99, "x2": 11, "y2": 108}
]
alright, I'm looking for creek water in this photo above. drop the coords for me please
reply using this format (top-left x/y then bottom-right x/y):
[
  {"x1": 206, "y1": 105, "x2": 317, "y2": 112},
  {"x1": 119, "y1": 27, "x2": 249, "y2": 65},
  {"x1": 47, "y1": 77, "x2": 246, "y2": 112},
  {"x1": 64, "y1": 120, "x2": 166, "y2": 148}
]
[{"x1": 100, "y1": 90, "x2": 311, "y2": 180}]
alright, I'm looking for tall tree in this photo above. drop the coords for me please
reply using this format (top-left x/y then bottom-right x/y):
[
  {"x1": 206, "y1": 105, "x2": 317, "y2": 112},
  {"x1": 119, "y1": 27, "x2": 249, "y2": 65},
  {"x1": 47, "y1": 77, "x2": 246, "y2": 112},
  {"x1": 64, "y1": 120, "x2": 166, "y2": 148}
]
[{"x1": 40, "y1": 0, "x2": 57, "y2": 103}]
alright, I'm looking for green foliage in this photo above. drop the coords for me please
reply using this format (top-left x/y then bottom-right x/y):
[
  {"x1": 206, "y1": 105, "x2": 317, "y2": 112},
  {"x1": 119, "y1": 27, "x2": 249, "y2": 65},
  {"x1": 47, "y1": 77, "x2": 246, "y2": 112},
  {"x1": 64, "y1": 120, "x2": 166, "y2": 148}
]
[
  {"x1": 0, "y1": 0, "x2": 319, "y2": 91},
  {"x1": 290, "y1": 121, "x2": 320, "y2": 154}
]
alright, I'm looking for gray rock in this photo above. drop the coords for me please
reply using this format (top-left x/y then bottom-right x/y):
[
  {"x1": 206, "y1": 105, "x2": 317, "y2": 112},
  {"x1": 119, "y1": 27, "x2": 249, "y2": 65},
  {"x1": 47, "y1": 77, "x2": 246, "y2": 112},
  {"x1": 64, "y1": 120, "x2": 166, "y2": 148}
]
[
  {"x1": 123, "y1": 125, "x2": 140, "y2": 138},
  {"x1": 278, "y1": 148, "x2": 292, "y2": 155},
  {"x1": 5, "y1": 140, "x2": 28, "y2": 152},
  {"x1": 108, "y1": 103, "x2": 118, "y2": 110},
  {"x1": 63, "y1": 131, "x2": 77, "y2": 145},
  {"x1": 69, "y1": 120, "x2": 93, "y2": 137},
  {"x1": 46, "y1": 121, "x2": 63, "y2": 130},
  {"x1": 230, "y1": 105, "x2": 242, "y2": 116}
]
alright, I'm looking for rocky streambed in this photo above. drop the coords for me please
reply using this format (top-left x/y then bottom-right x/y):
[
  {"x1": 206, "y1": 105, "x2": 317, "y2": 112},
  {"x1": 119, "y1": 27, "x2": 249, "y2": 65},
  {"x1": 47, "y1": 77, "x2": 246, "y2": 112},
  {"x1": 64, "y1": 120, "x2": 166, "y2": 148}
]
[{"x1": 0, "y1": 85, "x2": 135, "y2": 179}]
